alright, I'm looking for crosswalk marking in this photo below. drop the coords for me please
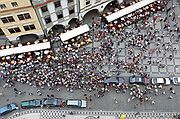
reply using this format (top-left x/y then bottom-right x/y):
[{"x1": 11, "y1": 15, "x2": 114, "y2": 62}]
[{"x1": 8, "y1": 109, "x2": 178, "y2": 119}]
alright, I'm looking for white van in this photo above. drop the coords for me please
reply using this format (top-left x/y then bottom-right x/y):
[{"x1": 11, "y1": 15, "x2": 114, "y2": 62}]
[{"x1": 66, "y1": 99, "x2": 87, "y2": 108}]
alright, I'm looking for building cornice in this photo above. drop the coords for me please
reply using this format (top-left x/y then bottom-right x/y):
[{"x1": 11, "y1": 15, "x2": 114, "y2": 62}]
[
  {"x1": 80, "y1": 0, "x2": 112, "y2": 12},
  {"x1": 0, "y1": 6, "x2": 32, "y2": 14}
]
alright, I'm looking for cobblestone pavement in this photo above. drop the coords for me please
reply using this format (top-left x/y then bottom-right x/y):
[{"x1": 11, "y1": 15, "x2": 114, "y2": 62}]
[
  {"x1": 7, "y1": 109, "x2": 179, "y2": 119},
  {"x1": 81, "y1": 0, "x2": 180, "y2": 78}
]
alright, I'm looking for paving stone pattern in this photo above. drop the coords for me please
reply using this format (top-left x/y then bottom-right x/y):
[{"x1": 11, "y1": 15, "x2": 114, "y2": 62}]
[
  {"x1": 83, "y1": 0, "x2": 180, "y2": 78},
  {"x1": 7, "y1": 109, "x2": 178, "y2": 119}
]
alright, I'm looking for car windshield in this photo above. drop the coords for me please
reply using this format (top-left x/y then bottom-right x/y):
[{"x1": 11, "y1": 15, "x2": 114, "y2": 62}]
[
  {"x1": 131, "y1": 77, "x2": 135, "y2": 82},
  {"x1": 164, "y1": 78, "x2": 170, "y2": 84},
  {"x1": 164, "y1": 79, "x2": 167, "y2": 84},
  {"x1": 117, "y1": 77, "x2": 124, "y2": 83},
  {"x1": 35, "y1": 100, "x2": 41, "y2": 106},
  {"x1": 78, "y1": 100, "x2": 82, "y2": 107},
  {"x1": 7, "y1": 104, "x2": 12, "y2": 110},
  {"x1": 174, "y1": 78, "x2": 178, "y2": 83}
]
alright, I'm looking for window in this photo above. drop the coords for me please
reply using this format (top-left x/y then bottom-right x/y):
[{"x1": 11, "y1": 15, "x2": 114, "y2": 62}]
[
  {"x1": 8, "y1": 27, "x2": 21, "y2": 34},
  {"x1": 54, "y1": 1, "x2": 61, "y2": 8},
  {"x1": 44, "y1": 16, "x2": 51, "y2": 24},
  {"x1": 1, "y1": 16, "x2": 15, "y2": 23},
  {"x1": 24, "y1": 13, "x2": 31, "y2": 19},
  {"x1": 68, "y1": 6, "x2": 74, "y2": 14},
  {"x1": 68, "y1": 0, "x2": 73, "y2": 3},
  {"x1": 17, "y1": 13, "x2": 31, "y2": 20},
  {"x1": 1, "y1": 18, "x2": 8, "y2": 23},
  {"x1": 23, "y1": 24, "x2": 36, "y2": 31},
  {"x1": 41, "y1": 5, "x2": 48, "y2": 13},
  {"x1": 86, "y1": 0, "x2": 90, "y2": 5},
  {"x1": 0, "y1": 4, "x2": 7, "y2": 9},
  {"x1": 7, "y1": 16, "x2": 15, "y2": 22},
  {"x1": 11, "y1": 2, "x2": 18, "y2": 7},
  {"x1": 57, "y1": 11, "x2": 63, "y2": 19}
]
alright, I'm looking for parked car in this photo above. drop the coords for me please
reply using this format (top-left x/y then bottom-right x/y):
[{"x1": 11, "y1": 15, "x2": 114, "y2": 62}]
[
  {"x1": 171, "y1": 77, "x2": 180, "y2": 85},
  {"x1": 21, "y1": 99, "x2": 42, "y2": 109},
  {"x1": 0, "y1": 103, "x2": 18, "y2": 116},
  {"x1": 66, "y1": 99, "x2": 87, "y2": 108},
  {"x1": 129, "y1": 76, "x2": 149, "y2": 85},
  {"x1": 42, "y1": 98, "x2": 65, "y2": 107},
  {"x1": 104, "y1": 76, "x2": 125, "y2": 85},
  {"x1": 151, "y1": 78, "x2": 171, "y2": 85}
]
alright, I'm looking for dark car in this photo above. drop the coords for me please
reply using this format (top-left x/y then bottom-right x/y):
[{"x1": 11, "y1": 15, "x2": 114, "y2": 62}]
[
  {"x1": 0, "y1": 103, "x2": 18, "y2": 116},
  {"x1": 129, "y1": 76, "x2": 149, "y2": 85},
  {"x1": 104, "y1": 76, "x2": 125, "y2": 85},
  {"x1": 42, "y1": 98, "x2": 65, "y2": 107},
  {"x1": 21, "y1": 99, "x2": 42, "y2": 109}
]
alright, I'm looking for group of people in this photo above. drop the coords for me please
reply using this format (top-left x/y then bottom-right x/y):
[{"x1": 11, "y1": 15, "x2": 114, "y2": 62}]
[
  {"x1": 0, "y1": 0, "x2": 180, "y2": 106},
  {"x1": 107, "y1": 0, "x2": 165, "y2": 30}
]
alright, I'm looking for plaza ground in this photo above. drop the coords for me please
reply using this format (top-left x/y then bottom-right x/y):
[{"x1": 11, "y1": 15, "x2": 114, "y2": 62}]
[{"x1": 0, "y1": 0, "x2": 180, "y2": 118}]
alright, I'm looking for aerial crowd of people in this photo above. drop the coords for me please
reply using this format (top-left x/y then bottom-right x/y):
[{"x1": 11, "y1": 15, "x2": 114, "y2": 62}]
[{"x1": 0, "y1": 0, "x2": 180, "y2": 106}]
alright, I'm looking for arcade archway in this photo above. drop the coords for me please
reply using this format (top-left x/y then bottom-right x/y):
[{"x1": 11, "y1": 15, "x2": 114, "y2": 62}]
[
  {"x1": 48, "y1": 24, "x2": 65, "y2": 35},
  {"x1": 83, "y1": 9, "x2": 100, "y2": 25}
]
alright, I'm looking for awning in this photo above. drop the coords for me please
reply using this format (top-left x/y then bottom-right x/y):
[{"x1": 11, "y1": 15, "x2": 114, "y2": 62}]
[
  {"x1": 60, "y1": 24, "x2": 90, "y2": 42},
  {"x1": 106, "y1": 0, "x2": 157, "y2": 22},
  {"x1": 0, "y1": 42, "x2": 51, "y2": 57}
]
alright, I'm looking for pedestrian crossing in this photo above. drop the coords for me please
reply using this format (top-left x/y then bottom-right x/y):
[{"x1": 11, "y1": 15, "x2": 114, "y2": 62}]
[
  {"x1": 39, "y1": 111, "x2": 177, "y2": 119},
  {"x1": 7, "y1": 109, "x2": 178, "y2": 119}
]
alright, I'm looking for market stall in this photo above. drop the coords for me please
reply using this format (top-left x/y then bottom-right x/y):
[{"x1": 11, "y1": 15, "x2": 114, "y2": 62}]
[{"x1": 60, "y1": 24, "x2": 92, "y2": 50}]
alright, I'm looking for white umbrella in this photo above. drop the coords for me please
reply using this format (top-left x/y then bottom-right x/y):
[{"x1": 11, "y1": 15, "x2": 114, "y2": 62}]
[
  {"x1": 18, "y1": 54, "x2": 23, "y2": 59},
  {"x1": 35, "y1": 52, "x2": 40, "y2": 56}
]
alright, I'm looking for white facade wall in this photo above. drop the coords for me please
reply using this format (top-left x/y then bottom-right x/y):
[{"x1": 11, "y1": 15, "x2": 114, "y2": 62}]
[
  {"x1": 37, "y1": 7, "x2": 46, "y2": 27},
  {"x1": 61, "y1": 0, "x2": 69, "y2": 18},
  {"x1": 48, "y1": 2, "x2": 57, "y2": 23},
  {"x1": 32, "y1": 0, "x2": 123, "y2": 35}
]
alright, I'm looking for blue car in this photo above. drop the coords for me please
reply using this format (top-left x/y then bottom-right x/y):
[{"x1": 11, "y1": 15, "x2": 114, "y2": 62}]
[
  {"x1": 0, "y1": 103, "x2": 18, "y2": 116},
  {"x1": 42, "y1": 98, "x2": 65, "y2": 107}
]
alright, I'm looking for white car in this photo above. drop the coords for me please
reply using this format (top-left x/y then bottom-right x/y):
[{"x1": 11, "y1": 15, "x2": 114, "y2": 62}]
[
  {"x1": 151, "y1": 78, "x2": 171, "y2": 85},
  {"x1": 171, "y1": 77, "x2": 180, "y2": 85},
  {"x1": 66, "y1": 99, "x2": 87, "y2": 108}
]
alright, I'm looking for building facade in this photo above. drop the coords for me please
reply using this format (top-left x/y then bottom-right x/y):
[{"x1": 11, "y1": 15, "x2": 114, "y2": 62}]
[
  {"x1": 31, "y1": 0, "x2": 124, "y2": 36},
  {"x1": 0, "y1": 0, "x2": 124, "y2": 41},
  {"x1": 0, "y1": 0, "x2": 44, "y2": 41},
  {"x1": 31, "y1": 0, "x2": 79, "y2": 35}
]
